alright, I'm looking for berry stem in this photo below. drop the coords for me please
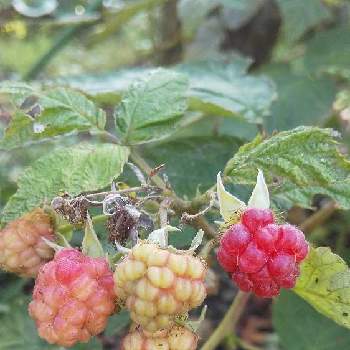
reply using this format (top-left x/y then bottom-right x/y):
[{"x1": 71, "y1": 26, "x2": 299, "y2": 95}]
[{"x1": 200, "y1": 291, "x2": 250, "y2": 350}]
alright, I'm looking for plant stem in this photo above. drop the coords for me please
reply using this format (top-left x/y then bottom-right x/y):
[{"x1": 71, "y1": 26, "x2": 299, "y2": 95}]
[
  {"x1": 300, "y1": 200, "x2": 338, "y2": 234},
  {"x1": 84, "y1": 185, "x2": 159, "y2": 199},
  {"x1": 200, "y1": 291, "x2": 250, "y2": 350},
  {"x1": 130, "y1": 148, "x2": 168, "y2": 190},
  {"x1": 23, "y1": 0, "x2": 103, "y2": 80},
  {"x1": 130, "y1": 148, "x2": 217, "y2": 237}
]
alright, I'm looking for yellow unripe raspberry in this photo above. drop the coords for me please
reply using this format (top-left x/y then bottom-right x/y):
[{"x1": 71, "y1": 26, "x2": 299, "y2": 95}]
[
  {"x1": 0, "y1": 209, "x2": 55, "y2": 277},
  {"x1": 120, "y1": 326, "x2": 198, "y2": 350},
  {"x1": 114, "y1": 243, "x2": 207, "y2": 332}
]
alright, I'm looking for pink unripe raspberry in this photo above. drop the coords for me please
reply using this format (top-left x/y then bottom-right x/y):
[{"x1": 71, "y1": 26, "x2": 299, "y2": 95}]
[
  {"x1": 120, "y1": 326, "x2": 198, "y2": 350},
  {"x1": 29, "y1": 249, "x2": 115, "y2": 347},
  {"x1": 241, "y1": 208, "x2": 274, "y2": 233},
  {"x1": 0, "y1": 209, "x2": 55, "y2": 277},
  {"x1": 114, "y1": 243, "x2": 207, "y2": 332},
  {"x1": 217, "y1": 208, "x2": 309, "y2": 297}
]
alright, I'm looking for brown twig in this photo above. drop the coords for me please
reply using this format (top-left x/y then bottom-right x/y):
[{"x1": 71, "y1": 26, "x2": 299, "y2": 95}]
[{"x1": 300, "y1": 200, "x2": 338, "y2": 234}]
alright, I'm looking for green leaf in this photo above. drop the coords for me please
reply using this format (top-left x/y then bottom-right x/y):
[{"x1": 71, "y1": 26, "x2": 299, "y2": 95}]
[
  {"x1": 0, "y1": 83, "x2": 106, "y2": 149},
  {"x1": 178, "y1": 58, "x2": 277, "y2": 122},
  {"x1": 303, "y1": 25, "x2": 350, "y2": 78},
  {"x1": 142, "y1": 136, "x2": 242, "y2": 197},
  {"x1": 82, "y1": 215, "x2": 105, "y2": 258},
  {"x1": 104, "y1": 310, "x2": 131, "y2": 337},
  {"x1": 224, "y1": 127, "x2": 350, "y2": 208},
  {"x1": 54, "y1": 68, "x2": 147, "y2": 104},
  {"x1": 54, "y1": 57, "x2": 276, "y2": 124},
  {"x1": 293, "y1": 247, "x2": 350, "y2": 330},
  {"x1": 1, "y1": 143, "x2": 129, "y2": 223},
  {"x1": 276, "y1": 0, "x2": 332, "y2": 44},
  {"x1": 274, "y1": 290, "x2": 350, "y2": 350},
  {"x1": 262, "y1": 64, "x2": 336, "y2": 132},
  {"x1": 115, "y1": 68, "x2": 189, "y2": 145}
]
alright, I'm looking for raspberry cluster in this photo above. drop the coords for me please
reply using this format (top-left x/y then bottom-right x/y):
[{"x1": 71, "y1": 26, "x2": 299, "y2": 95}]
[
  {"x1": 29, "y1": 249, "x2": 115, "y2": 347},
  {"x1": 217, "y1": 208, "x2": 309, "y2": 297},
  {"x1": 114, "y1": 243, "x2": 207, "y2": 332},
  {"x1": 0, "y1": 209, "x2": 55, "y2": 277},
  {"x1": 121, "y1": 326, "x2": 198, "y2": 350}
]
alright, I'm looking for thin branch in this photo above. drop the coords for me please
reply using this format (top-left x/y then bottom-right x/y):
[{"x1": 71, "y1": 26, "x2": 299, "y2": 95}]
[
  {"x1": 181, "y1": 192, "x2": 215, "y2": 222},
  {"x1": 200, "y1": 291, "x2": 250, "y2": 350},
  {"x1": 130, "y1": 148, "x2": 168, "y2": 191},
  {"x1": 84, "y1": 185, "x2": 159, "y2": 199},
  {"x1": 159, "y1": 198, "x2": 172, "y2": 228},
  {"x1": 199, "y1": 238, "x2": 217, "y2": 259},
  {"x1": 300, "y1": 200, "x2": 338, "y2": 234}
]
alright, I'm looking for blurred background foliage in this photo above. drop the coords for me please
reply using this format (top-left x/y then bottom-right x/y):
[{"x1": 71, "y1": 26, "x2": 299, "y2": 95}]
[{"x1": 1, "y1": 0, "x2": 350, "y2": 349}]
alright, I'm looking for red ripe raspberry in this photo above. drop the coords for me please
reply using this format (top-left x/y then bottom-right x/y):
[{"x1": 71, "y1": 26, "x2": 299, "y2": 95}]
[
  {"x1": 0, "y1": 209, "x2": 55, "y2": 277},
  {"x1": 120, "y1": 326, "x2": 198, "y2": 350},
  {"x1": 241, "y1": 208, "x2": 274, "y2": 233},
  {"x1": 29, "y1": 249, "x2": 115, "y2": 347},
  {"x1": 217, "y1": 208, "x2": 309, "y2": 298},
  {"x1": 114, "y1": 243, "x2": 207, "y2": 333}
]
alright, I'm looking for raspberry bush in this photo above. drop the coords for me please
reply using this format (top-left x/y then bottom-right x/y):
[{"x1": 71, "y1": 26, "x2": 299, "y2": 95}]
[{"x1": 1, "y1": 7, "x2": 350, "y2": 348}]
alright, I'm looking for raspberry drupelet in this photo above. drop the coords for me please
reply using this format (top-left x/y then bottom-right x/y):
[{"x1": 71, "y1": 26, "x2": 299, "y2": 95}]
[
  {"x1": 114, "y1": 242, "x2": 207, "y2": 332},
  {"x1": 29, "y1": 248, "x2": 116, "y2": 347},
  {"x1": 217, "y1": 208, "x2": 309, "y2": 297},
  {"x1": 0, "y1": 208, "x2": 55, "y2": 277},
  {"x1": 121, "y1": 326, "x2": 198, "y2": 350}
]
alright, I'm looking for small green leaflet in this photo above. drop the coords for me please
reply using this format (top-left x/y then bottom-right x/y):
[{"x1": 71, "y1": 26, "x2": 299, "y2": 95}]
[
  {"x1": 294, "y1": 247, "x2": 350, "y2": 330},
  {"x1": 224, "y1": 127, "x2": 350, "y2": 209},
  {"x1": 82, "y1": 215, "x2": 105, "y2": 258},
  {"x1": 1, "y1": 143, "x2": 129, "y2": 223},
  {"x1": 115, "y1": 68, "x2": 189, "y2": 145},
  {"x1": 0, "y1": 82, "x2": 106, "y2": 150}
]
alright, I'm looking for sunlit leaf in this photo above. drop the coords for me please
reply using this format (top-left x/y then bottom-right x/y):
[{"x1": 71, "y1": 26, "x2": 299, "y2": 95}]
[
  {"x1": 225, "y1": 127, "x2": 350, "y2": 209},
  {"x1": 294, "y1": 247, "x2": 350, "y2": 329},
  {"x1": 0, "y1": 83, "x2": 106, "y2": 149},
  {"x1": 115, "y1": 68, "x2": 189, "y2": 145},
  {"x1": 1, "y1": 143, "x2": 129, "y2": 223}
]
